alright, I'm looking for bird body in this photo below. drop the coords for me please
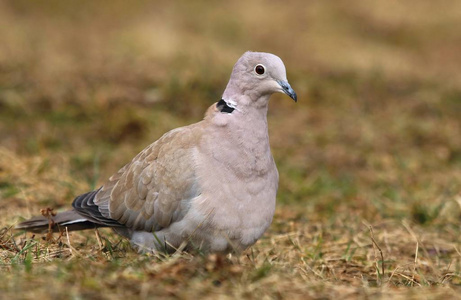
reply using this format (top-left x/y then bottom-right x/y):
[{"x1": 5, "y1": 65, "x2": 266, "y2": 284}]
[{"x1": 16, "y1": 51, "x2": 297, "y2": 253}]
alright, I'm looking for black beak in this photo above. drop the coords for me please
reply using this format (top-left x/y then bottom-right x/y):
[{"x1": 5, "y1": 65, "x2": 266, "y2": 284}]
[{"x1": 278, "y1": 80, "x2": 297, "y2": 102}]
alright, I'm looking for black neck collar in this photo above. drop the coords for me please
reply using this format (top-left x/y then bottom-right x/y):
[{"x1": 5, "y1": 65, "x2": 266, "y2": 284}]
[{"x1": 216, "y1": 99, "x2": 235, "y2": 113}]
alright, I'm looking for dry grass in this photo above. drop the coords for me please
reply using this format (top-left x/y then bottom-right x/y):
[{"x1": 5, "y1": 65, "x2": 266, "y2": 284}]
[{"x1": 1, "y1": 1, "x2": 461, "y2": 299}]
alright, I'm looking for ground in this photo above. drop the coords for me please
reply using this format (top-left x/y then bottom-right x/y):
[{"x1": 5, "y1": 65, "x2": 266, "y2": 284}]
[{"x1": 0, "y1": 1, "x2": 460, "y2": 299}]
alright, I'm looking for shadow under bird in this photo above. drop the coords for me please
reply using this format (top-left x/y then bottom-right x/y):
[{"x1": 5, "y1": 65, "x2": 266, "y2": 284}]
[{"x1": 16, "y1": 51, "x2": 297, "y2": 253}]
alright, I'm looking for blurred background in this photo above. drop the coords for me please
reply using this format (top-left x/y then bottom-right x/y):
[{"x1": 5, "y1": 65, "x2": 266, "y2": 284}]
[{"x1": 1, "y1": 0, "x2": 460, "y2": 226}]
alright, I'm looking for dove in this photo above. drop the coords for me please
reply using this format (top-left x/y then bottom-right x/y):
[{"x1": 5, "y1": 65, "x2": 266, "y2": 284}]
[{"x1": 16, "y1": 51, "x2": 297, "y2": 253}]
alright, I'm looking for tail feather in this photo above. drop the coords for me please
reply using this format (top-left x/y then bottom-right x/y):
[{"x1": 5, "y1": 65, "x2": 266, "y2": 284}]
[{"x1": 15, "y1": 210, "x2": 103, "y2": 233}]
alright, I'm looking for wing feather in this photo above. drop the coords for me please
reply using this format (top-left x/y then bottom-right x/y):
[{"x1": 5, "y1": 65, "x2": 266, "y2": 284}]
[{"x1": 93, "y1": 124, "x2": 203, "y2": 232}]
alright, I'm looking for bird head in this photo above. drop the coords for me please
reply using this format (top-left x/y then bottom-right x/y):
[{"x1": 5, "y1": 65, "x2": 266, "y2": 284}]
[{"x1": 222, "y1": 52, "x2": 297, "y2": 109}]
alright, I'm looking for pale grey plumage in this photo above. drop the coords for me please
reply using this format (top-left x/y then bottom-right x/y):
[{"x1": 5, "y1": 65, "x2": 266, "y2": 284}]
[{"x1": 16, "y1": 51, "x2": 297, "y2": 253}]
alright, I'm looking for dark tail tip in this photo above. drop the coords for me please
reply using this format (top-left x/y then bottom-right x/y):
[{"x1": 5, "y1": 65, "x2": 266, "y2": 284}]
[{"x1": 15, "y1": 210, "x2": 99, "y2": 233}]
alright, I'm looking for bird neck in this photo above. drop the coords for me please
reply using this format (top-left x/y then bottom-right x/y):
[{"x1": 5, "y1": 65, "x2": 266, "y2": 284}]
[
  {"x1": 207, "y1": 93, "x2": 269, "y2": 127},
  {"x1": 218, "y1": 98, "x2": 270, "y2": 149}
]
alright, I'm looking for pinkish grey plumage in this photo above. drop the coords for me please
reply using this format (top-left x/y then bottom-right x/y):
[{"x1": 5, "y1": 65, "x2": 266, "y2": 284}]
[{"x1": 16, "y1": 51, "x2": 297, "y2": 253}]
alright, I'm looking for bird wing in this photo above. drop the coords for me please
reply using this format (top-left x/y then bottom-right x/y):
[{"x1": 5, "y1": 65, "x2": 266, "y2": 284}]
[{"x1": 93, "y1": 122, "x2": 204, "y2": 232}]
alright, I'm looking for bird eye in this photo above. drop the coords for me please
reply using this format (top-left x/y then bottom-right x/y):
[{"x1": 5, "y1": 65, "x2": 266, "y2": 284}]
[{"x1": 255, "y1": 64, "x2": 265, "y2": 75}]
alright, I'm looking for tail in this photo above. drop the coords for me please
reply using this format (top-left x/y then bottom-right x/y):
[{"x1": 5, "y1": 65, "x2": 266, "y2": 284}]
[{"x1": 15, "y1": 210, "x2": 102, "y2": 233}]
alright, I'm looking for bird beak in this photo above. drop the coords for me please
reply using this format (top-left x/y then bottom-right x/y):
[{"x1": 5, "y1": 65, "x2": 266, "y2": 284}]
[{"x1": 277, "y1": 80, "x2": 297, "y2": 102}]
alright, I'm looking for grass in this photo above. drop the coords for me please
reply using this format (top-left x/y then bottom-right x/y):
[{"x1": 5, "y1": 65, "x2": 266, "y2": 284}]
[{"x1": 1, "y1": 0, "x2": 461, "y2": 299}]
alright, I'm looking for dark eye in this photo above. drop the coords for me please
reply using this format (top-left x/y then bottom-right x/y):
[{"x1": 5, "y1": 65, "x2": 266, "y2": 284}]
[{"x1": 255, "y1": 64, "x2": 265, "y2": 75}]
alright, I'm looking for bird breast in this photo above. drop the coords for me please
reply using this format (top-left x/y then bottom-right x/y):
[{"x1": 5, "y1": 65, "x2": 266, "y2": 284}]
[{"x1": 188, "y1": 118, "x2": 279, "y2": 250}]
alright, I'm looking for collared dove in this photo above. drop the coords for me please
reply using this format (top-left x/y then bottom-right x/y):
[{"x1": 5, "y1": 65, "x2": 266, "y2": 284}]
[{"x1": 16, "y1": 51, "x2": 297, "y2": 253}]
